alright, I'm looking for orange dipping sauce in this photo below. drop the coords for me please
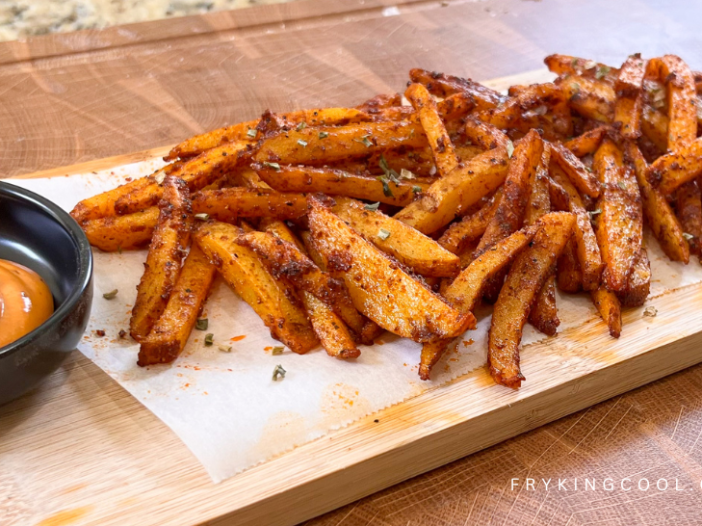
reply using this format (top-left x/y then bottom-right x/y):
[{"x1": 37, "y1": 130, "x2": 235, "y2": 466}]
[{"x1": 0, "y1": 259, "x2": 54, "y2": 347}]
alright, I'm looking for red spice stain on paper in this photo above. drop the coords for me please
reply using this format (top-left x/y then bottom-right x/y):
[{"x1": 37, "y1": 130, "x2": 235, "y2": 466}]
[{"x1": 231, "y1": 335, "x2": 246, "y2": 342}]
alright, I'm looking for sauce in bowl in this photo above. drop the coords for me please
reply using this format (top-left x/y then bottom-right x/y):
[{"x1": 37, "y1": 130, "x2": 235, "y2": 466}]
[{"x1": 0, "y1": 259, "x2": 54, "y2": 348}]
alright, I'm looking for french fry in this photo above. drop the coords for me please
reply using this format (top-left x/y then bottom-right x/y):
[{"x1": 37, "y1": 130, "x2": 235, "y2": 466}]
[
  {"x1": 646, "y1": 55, "x2": 697, "y2": 152},
  {"x1": 254, "y1": 163, "x2": 427, "y2": 207},
  {"x1": 641, "y1": 104, "x2": 669, "y2": 153},
  {"x1": 436, "y1": 92, "x2": 476, "y2": 123},
  {"x1": 367, "y1": 148, "x2": 437, "y2": 178},
  {"x1": 593, "y1": 138, "x2": 643, "y2": 292},
  {"x1": 544, "y1": 54, "x2": 618, "y2": 84},
  {"x1": 488, "y1": 212, "x2": 575, "y2": 388},
  {"x1": 463, "y1": 117, "x2": 509, "y2": 151},
  {"x1": 618, "y1": 248, "x2": 650, "y2": 307},
  {"x1": 308, "y1": 195, "x2": 475, "y2": 343},
  {"x1": 261, "y1": 219, "x2": 360, "y2": 359},
  {"x1": 591, "y1": 285, "x2": 622, "y2": 338},
  {"x1": 626, "y1": 141, "x2": 690, "y2": 262},
  {"x1": 255, "y1": 121, "x2": 427, "y2": 166},
  {"x1": 408, "y1": 68, "x2": 504, "y2": 110},
  {"x1": 330, "y1": 197, "x2": 460, "y2": 277},
  {"x1": 558, "y1": 75, "x2": 615, "y2": 122},
  {"x1": 394, "y1": 147, "x2": 510, "y2": 234},
  {"x1": 116, "y1": 141, "x2": 252, "y2": 215},
  {"x1": 356, "y1": 93, "x2": 402, "y2": 112},
  {"x1": 70, "y1": 174, "x2": 158, "y2": 223},
  {"x1": 437, "y1": 189, "x2": 501, "y2": 254},
  {"x1": 564, "y1": 126, "x2": 607, "y2": 157},
  {"x1": 675, "y1": 180, "x2": 702, "y2": 256},
  {"x1": 529, "y1": 275, "x2": 559, "y2": 337},
  {"x1": 236, "y1": 230, "x2": 365, "y2": 335},
  {"x1": 195, "y1": 221, "x2": 318, "y2": 354},
  {"x1": 557, "y1": 238, "x2": 582, "y2": 293},
  {"x1": 191, "y1": 187, "x2": 308, "y2": 221},
  {"x1": 548, "y1": 166, "x2": 603, "y2": 290},
  {"x1": 166, "y1": 108, "x2": 372, "y2": 161},
  {"x1": 138, "y1": 245, "x2": 217, "y2": 365},
  {"x1": 648, "y1": 137, "x2": 702, "y2": 196},
  {"x1": 550, "y1": 142, "x2": 600, "y2": 198},
  {"x1": 613, "y1": 54, "x2": 646, "y2": 139},
  {"x1": 474, "y1": 130, "x2": 543, "y2": 257},
  {"x1": 130, "y1": 177, "x2": 193, "y2": 341},
  {"x1": 405, "y1": 83, "x2": 459, "y2": 177},
  {"x1": 82, "y1": 207, "x2": 158, "y2": 252}
]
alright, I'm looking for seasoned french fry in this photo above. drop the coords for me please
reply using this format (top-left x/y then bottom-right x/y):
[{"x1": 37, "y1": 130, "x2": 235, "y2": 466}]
[
  {"x1": 550, "y1": 142, "x2": 600, "y2": 198},
  {"x1": 130, "y1": 177, "x2": 193, "y2": 341},
  {"x1": 529, "y1": 275, "x2": 559, "y2": 337},
  {"x1": 356, "y1": 93, "x2": 402, "y2": 112},
  {"x1": 70, "y1": 174, "x2": 158, "y2": 223},
  {"x1": 394, "y1": 147, "x2": 510, "y2": 234},
  {"x1": 117, "y1": 141, "x2": 252, "y2": 215},
  {"x1": 641, "y1": 104, "x2": 669, "y2": 153},
  {"x1": 648, "y1": 137, "x2": 702, "y2": 196},
  {"x1": 675, "y1": 180, "x2": 702, "y2": 256},
  {"x1": 564, "y1": 126, "x2": 607, "y2": 157},
  {"x1": 474, "y1": 130, "x2": 543, "y2": 257},
  {"x1": 544, "y1": 54, "x2": 618, "y2": 84},
  {"x1": 591, "y1": 285, "x2": 622, "y2": 338},
  {"x1": 408, "y1": 68, "x2": 504, "y2": 110},
  {"x1": 405, "y1": 83, "x2": 459, "y2": 177},
  {"x1": 255, "y1": 121, "x2": 426, "y2": 166},
  {"x1": 646, "y1": 55, "x2": 697, "y2": 152},
  {"x1": 593, "y1": 138, "x2": 643, "y2": 292},
  {"x1": 195, "y1": 221, "x2": 318, "y2": 354},
  {"x1": 82, "y1": 206, "x2": 158, "y2": 252},
  {"x1": 330, "y1": 197, "x2": 460, "y2": 277},
  {"x1": 613, "y1": 54, "x2": 646, "y2": 139},
  {"x1": 463, "y1": 117, "x2": 509, "y2": 151},
  {"x1": 436, "y1": 92, "x2": 476, "y2": 123},
  {"x1": 261, "y1": 220, "x2": 360, "y2": 359},
  {"x1": 548, "y1": 166, "x2": 603, "y2": 290},
  {"x1": 237, "y1": 230, "x2": 365, "y2": 334},
  {"x1": 437, "y1": 189, "x2": 501, "y2": 254},
  {"x1": 618, "y1": 248, "x2": 650, "y2": 307},
  {"x1": 308, "y1": 195, "x2": 475, "y2": 343},
  {"x1": 557, "y1": 238, "x2": 582, "y2": 293},
  {"x1": 191, "y1": 187, "x2": 308, "y2": 221},
  {"x1": 488, "y1": 212, "x2": 575, "y2": 388},
  {"x1": 558, "y1": 75, "x2": 615, "y2": 122},
  {"x1": 626, "y1": 141, "x2": 690, "y2": 262},
  {"x1": 254, "y1": 163, "x2": 427, "y2": 206},
  {"x1": 138, "y1": 245, "x2": 217, "y2": 365}
]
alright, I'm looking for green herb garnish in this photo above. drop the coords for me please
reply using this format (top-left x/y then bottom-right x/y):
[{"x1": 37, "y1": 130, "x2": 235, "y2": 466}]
[
  {"x1": 194, "y1": 213, "x2": 210, "y2": 221},
  {"x1": 272, "y1": 364, "x2": 287, "y2": 381},
  {"x1": 365, "y1": 202, "x2": 381, "y2": 211},
  {"x1": 683, "y1": 232, "x2": 695, "y2": 241},
  {"x1": 218, "y1": 344, "x2": 232, "y2": 353},
  {"x1": 204, "y1": 333, "x2": 214, "y2": 346},
  {"x1": 318, "y1": 131, "x2": 329, "y2": 139},
  {"x1": 103, "y1": 289, "x2": 118, "y2": 300},
  {"x1": 412, "y1": 185, "x2": 422, "y2": 194},
  {"x1": 272, "y1": 346, "x2": 284, "y2": 355},
  {"x1": 247, "y1": 128, "x2": 257, "y2": 138},
  {"x1": 595, "y1": 65, "x2": 610, "y2": 80},
  {"x1": 377, "y1": 175, "x2": 394, "y2": 197},
  {"x1": 297, "y1": 139, "x2": 308, "y2": 148},
  {"x1": 296, "y1": 122, "x2": 307, "y2": 131},
  {"x1": 378, "y1": 228, "x2": 391, "y2": 240},
  {"x1": 264, "y1": 162, "x2": 281, "y2": 171},
  {"x1": 506, "y1": 140, "x2": 514, "y2": 159},
  {"x1": 588, "y1": 209, "x2": 602, "y2": 219},
  {"x1": 196, "y1": 318, "x2": 209, "y2": 331}
]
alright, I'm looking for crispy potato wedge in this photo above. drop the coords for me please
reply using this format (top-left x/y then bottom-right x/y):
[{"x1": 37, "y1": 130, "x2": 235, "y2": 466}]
[
  {"x1": 330, "y1": 196, "x2": 460, "y2": 277},
  {"x1": 524, "y1": 145, "x2": 552, "y2": 225},
  {"x1": 405, "y1": 83, "x2": 459, "y2": 177},
  {"x1": 617, "y1": 248, "x2": 651, "y2": 307},
  {"x1": 675, "y1": 180, "x2": 702, "y2": 256},
  {"x1": 130, "y1": 177, "x2": 193, "y2": 341},
  {"x1": 488, "y1": 212, "x2": 575, "y2": 388},
  {"x1": 646, "y1": 55, "x2": 697, "y2": 152},
  {"x1": 626, "y1": 141, "x2": 690, "y2": 262},
  {"x1": 557, "y1": 238, "x2": 582, "y2": 293},
  {"x1": 394, "y1": 147, "x2": 510, "y2": 234},
  {"x1": 528, "y1": 275, "x2": 559, "y2": 337},
  {"x1": 191, "y1": 187, "x2": 308, "y2": 221},
  {"x1": 237, "y1": 230, "x2": 365, "y2": 334},
  {"x1": 614, "y1": 54, "x2": 646, "y2": 139},
  {"x1": 70, "y1": 175, "x2": 157, "y2": 223},
  {"x1": 593, "y1": 138, "x2": 643, "y2": 292},
  {"x1": 548, "y1": 166, "x2": 603, "y2": 290},
  {"x1": 550, "y1": 142, "x2": 600, "y2": 198},
  {"x1": 564, "y1": 126, "x2": 607, "y2": 157},
  {"x1": 641, "y1": 104, "x2": 669, "y2": 153},
  {"x1": 82, "y1": 206, "x2": 158, "y2": 252},
  {"x1": 195, "y1": 221, "x2": 318, "y2": 353},
  {"x1": 544, "y1": 54, "x2": 619, "y2": 84},
  {"x1": 254, "y1": 163, "x2": 427, "y2": 206},
  {"x1": 437, "y1": 189, "x2": 501, "y2": 254},
  {"x1": 558, "y1": 75, "x2": 615, "y2": 122},
  {"x1": 261, "y1": 220, "x2": 360, "y2": 359},
  {"x1": 474, "y1": 130, "x2": 543, "y2": 256},
  {"x1": 138, "y1": 245, "x2": 217, "y2": 365},
  {"x1": 117, "y1": 142, "x2": 252, "y2": 215},
  {"x1": 408, "y1": 68, "x2": 503, "y2": 110},
  {"x1": 463, "y1": 117, "x2": 509, "y2": 151},
  {"x1": 436, "y1": 92, "x2": 476, "y2": 124},
  {"x1": 308, "y1": 195, "x2": 475, "y2": 343},
  {"x1": 648, "y1": 136, "x2": 702, "y2": 196},
  {"x1": 255, "y1": 121, "x2": 427, "y2": 166},
  {"x1": 591, "y1": 285, "x2": 622, "y2": 338}
]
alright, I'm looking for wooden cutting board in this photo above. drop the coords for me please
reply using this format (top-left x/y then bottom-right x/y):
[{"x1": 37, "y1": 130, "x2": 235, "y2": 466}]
[{"x1": 4, "y1": 66, "x2": 702, "y2": 526}]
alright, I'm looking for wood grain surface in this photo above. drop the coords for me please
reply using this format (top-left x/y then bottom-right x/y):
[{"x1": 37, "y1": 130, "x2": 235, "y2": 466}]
[{"x1": 3, "y1": 0, "x2": 702, "y2": 525}]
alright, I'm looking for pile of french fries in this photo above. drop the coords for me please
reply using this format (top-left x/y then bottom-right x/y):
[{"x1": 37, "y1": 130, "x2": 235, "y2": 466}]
[{"x1": 71, "y1": 53, "x2": 702, "y2": 389}]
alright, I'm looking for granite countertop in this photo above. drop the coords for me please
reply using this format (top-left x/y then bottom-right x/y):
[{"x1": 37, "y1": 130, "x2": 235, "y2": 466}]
[{"x1": 0, "y1": 0, "x2": 291, "y2": 41}]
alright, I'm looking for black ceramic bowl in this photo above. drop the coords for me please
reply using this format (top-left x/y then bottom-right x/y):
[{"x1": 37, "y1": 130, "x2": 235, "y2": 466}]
[{"x1": 0, "y1": 181, "x2": 93, "y2": 404}]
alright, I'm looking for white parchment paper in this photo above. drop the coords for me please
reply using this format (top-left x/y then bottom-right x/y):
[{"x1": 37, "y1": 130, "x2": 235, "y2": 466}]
[{"x1": 10, "y1": 162, "x2": 702, "y2": 483}]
